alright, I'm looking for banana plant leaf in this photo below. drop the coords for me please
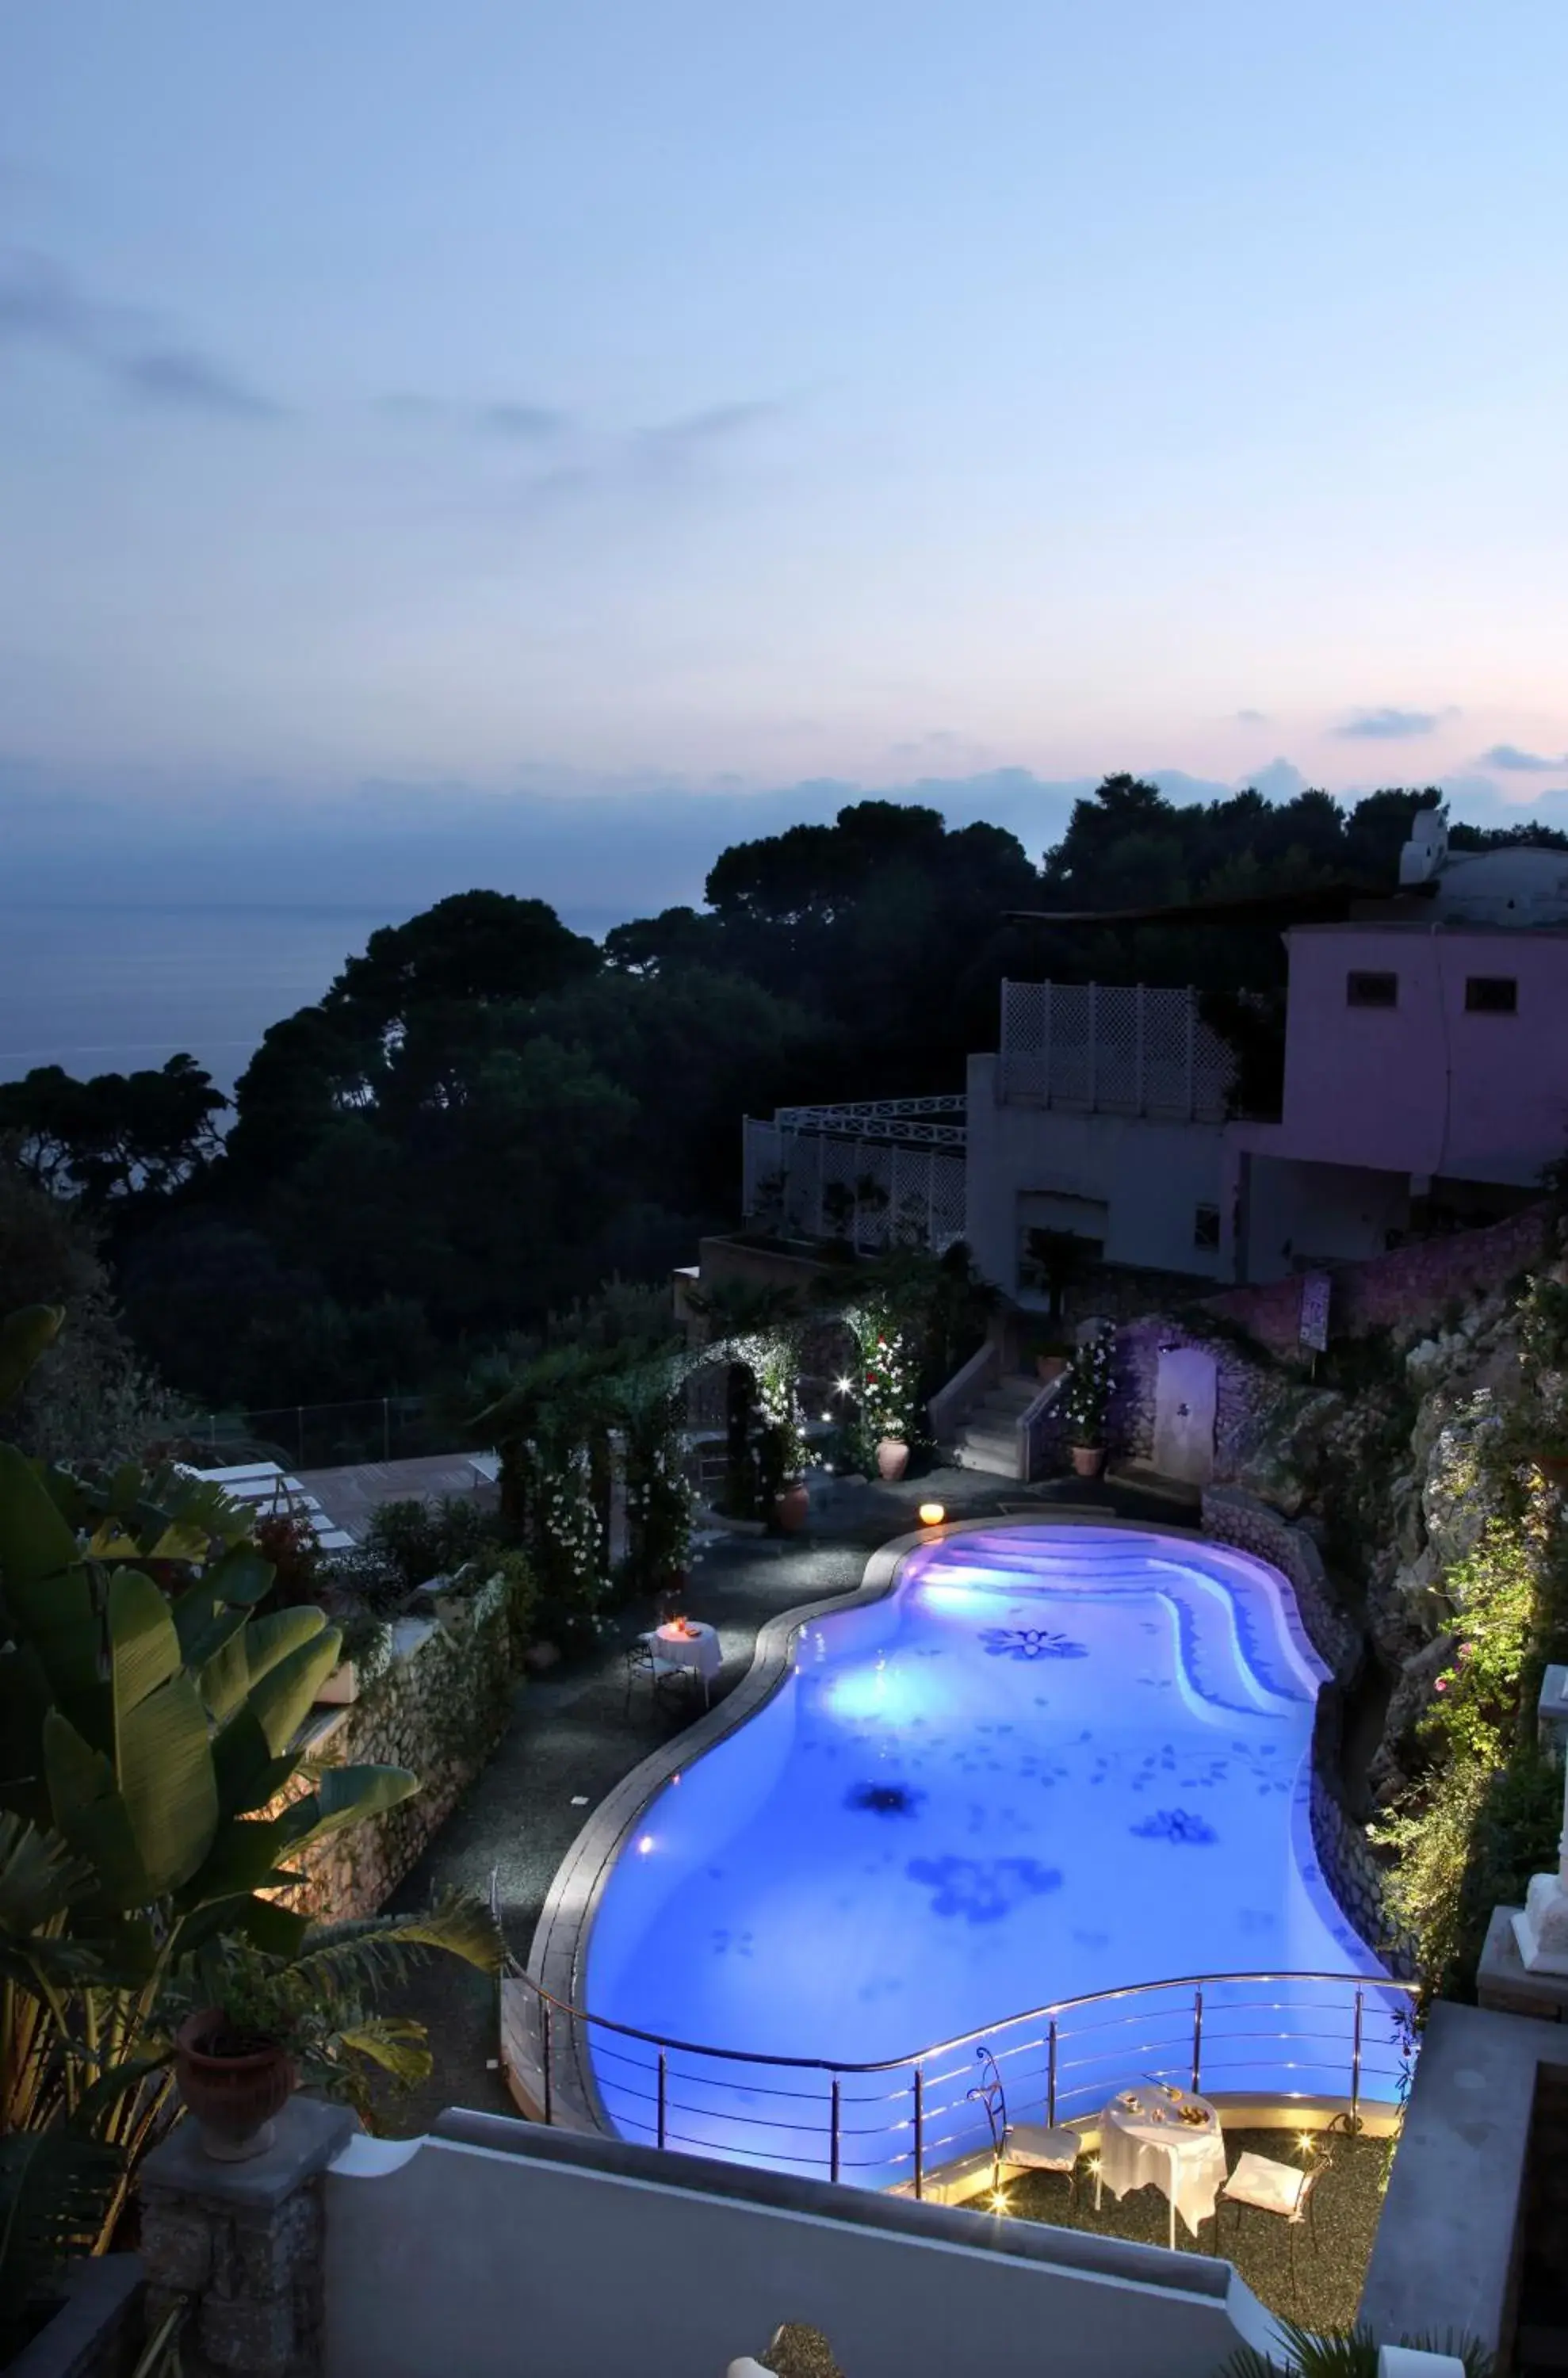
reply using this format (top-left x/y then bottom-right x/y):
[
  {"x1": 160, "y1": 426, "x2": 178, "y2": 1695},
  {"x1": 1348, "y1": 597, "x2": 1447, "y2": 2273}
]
[
  {"x1": 246, "y1": 1628, "x2": 344, "y2": 1757},
  {"x1": 43, "y1": 1713, "x2": 149, "y2": 1912},
  {"x1": 198, "y1": 1605, "x2": 327, "y2": 1730},
  {"x1": 107, "y1": 1572, "x2": 219, "y2": 1898}
]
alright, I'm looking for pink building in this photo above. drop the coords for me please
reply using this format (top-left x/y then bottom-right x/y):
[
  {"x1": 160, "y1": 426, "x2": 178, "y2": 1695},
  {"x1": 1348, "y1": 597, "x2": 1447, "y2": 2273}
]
[{"x1": 1228, "y1": 833, "x2": 1568, "y2": 1279}]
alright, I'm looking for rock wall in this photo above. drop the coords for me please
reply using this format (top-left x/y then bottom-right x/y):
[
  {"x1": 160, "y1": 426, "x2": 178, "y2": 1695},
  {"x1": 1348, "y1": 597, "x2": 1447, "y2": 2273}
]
[
  {"x1": 270, "y1": 1570, "x2": 515, "y2": 1924},
  {"x1": 1200, "y1": 1484, "x2": 1360, "y2": 1683},
  {"x1": 1202, "y1": 1204, "x2": 1552, "y2": 1357}
]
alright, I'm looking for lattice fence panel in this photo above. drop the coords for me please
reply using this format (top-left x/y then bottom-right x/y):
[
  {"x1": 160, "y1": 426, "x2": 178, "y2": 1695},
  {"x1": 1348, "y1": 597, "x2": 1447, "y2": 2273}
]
[
  {"x1": 1093, "y1": 987, "x2": 1140, "y2": 1109},
  {"x1": 1000, "y1": 981, "x2": 1049, "y2": 1101},
  {"x1": 1141, "y1": 988, "x2": 1192, "y2": 1116}
]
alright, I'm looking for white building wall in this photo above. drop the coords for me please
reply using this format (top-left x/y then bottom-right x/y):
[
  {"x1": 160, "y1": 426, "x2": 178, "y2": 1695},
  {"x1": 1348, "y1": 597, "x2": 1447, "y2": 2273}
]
[
  {"x1": 1238, "y1": 1145, "x2": 1413, "y2": 1279},
  {"x1": 325, "y1": 2121, "x2": 1280, "y2": 2378},
  {"x1": 966, "y1": 1055, "x2": 1228, "y2": 1290}
]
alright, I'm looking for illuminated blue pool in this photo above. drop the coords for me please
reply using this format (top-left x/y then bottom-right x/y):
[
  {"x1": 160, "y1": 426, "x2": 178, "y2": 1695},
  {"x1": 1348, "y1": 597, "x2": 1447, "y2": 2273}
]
[{"x1": 581, "y1": 1525, "x2": 1402, "y2": 2182}]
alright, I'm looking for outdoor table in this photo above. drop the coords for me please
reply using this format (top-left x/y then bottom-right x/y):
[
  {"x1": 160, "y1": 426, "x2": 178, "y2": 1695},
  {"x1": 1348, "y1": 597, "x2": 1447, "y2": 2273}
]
[
  {"x1": 647, "y1": 1620, "x2": 724, "y2": 1707},
  {"x1": 1096, "y1": 2083, "x2": 1227, "y2": 2250}
]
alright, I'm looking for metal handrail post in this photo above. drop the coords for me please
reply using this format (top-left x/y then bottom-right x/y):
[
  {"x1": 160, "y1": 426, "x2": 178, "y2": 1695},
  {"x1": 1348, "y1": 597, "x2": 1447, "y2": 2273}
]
[
  {"x1": 1350, "y1": 1988, "x2": 1364, "y2": 2131},
  {"x1": 913, "y1": 2068, "x2": 924, "y2": 2200},
  {"x1": 1191, "y1": 1987, "x2": 1204, "y2": 2094},
  {"x1": 657, "y1": 2050, "x2": 668, "y2": 2150},
  {"x1": 1047, "y1": 2021, "x2": 1058, "y2": 2128},
  {"x1": 830, "y1": 2077, "x2": 841, "y2": 2184},
  {"x1": 541, "y1": 1999, "x2": 553, "y2": 2126}
]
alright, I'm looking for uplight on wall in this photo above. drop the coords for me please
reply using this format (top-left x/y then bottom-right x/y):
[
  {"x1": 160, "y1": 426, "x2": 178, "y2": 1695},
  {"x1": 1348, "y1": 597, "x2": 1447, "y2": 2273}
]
[{"x1": 918, "y1": 1502, "x2": 946, "y2": 1527}]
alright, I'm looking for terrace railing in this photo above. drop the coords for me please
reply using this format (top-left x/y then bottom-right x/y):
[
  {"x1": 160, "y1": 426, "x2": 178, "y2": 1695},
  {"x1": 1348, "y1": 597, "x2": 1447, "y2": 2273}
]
[
  {"x1": 742, "y1": 1103, "x2": 968, "y2": 1255},
  {"x1": 499, "y1": 1945, "x2": 1417, "y2": 2200}
]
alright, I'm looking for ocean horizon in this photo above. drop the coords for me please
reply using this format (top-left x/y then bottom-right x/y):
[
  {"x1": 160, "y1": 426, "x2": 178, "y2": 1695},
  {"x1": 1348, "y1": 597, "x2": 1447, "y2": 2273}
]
[{"x1": 0, "y1": 898, "x2": 633, "y2": 1095}]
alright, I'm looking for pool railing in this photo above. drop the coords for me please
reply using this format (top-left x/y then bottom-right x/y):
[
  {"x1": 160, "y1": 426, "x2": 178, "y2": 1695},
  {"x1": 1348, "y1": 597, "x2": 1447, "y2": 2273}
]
[{"x1": 497, "y1": 1939, "x2": 1417, "y2": 2200}]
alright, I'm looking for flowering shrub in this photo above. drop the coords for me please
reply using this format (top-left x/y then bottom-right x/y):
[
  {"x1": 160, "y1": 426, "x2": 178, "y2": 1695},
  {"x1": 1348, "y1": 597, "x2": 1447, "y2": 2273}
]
[
  {"x1": 845, "y1": 1301, "x2": 918, "y2": 1446},
  {"x1": 1059, "y1": 1327, "x2": 1115, "y2": 1447},
  {"x1": 510, "y1": 1433, "x2": 610, "y2": 1654},
  {"x1": 621, "y1": 1371, "x2": 699, "y2": 1589}
]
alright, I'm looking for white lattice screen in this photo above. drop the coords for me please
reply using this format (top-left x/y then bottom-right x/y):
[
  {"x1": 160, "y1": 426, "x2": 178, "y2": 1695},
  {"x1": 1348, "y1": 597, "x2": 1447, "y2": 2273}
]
[
  {"x1": 998, "y1": 981, "x2": 1232, "y2": 1121},
  {"x1": 741, "y1": 1115, "x2": 967, "y2": 1252}
]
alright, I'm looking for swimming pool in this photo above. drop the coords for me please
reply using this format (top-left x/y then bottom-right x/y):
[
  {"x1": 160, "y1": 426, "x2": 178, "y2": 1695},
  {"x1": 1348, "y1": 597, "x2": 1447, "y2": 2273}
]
[{"x1": 578, "y1": 1524, "x2": 1405, "y2": 2183}]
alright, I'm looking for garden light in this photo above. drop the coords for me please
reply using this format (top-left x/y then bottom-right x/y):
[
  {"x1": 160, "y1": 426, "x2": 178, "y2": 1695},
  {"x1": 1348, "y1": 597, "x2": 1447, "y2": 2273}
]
[{"x1": 919, "y1": 1502, "x2": 946, "y2": 1527}]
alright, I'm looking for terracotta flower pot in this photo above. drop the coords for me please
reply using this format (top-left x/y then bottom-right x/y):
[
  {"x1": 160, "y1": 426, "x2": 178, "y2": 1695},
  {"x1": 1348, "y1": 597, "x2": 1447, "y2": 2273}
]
[
  {"x1": 1035, "y1": 1355, "x2": 1067, "y2": 1384},
  {"x1": 876, "y1": 1439, "x2": 910, "y2": 1481},
  {"x1": 1070, "y1": 1445, "x2": 1105, "y2": 1478},
  {"x1": 774, "y1": 1482, "x2": 810, "y2": 1534},
  {"x1": 175, "y1": 2012, "x2": 296, "y2": 2162}
]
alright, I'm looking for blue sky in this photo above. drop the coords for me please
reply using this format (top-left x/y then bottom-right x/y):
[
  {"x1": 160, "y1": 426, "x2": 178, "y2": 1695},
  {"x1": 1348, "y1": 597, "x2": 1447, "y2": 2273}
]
[{"x1": 4, "y1": 0, "x2": 1568, "y2": 905}]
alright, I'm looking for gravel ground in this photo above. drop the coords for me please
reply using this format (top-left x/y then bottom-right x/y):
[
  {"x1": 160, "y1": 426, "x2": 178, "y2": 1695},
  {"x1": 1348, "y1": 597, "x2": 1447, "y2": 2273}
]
[
  {"x1": 1004, "y1": 2124, "x2": 1396, "y2": 2332},
  {"x1": 374, "y1": 1465, "x2": 1196, "y2": 2135}
]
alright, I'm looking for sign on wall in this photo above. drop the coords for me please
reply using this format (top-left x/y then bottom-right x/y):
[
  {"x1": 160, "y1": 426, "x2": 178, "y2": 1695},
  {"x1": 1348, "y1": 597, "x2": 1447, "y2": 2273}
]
[{"x1": 1298, "y1": 1271, "x2": 1332, "y2": 1354}]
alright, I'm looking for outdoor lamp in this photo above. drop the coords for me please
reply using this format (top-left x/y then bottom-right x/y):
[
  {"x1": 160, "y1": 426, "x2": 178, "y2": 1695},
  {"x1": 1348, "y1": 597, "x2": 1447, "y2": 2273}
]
[{"x1": 919, "y1": 1501, "x2": 945, "y2": 1527}]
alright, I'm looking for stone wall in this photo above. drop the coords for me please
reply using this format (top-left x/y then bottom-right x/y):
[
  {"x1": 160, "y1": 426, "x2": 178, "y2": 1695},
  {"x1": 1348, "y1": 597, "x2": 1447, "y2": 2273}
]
[
  {"x1": 270, "y1": 1572, "x2": 515, "y2": 1924},
  {"x1": 1202, "y1": 1203, "x2": 1553, "y2": 1357},
  {"x1": 1111, "y1": 1317, "x2": 1284, "y2": 1481},
  {"x1": 1199, "y1": 1486, "x2": 1419, "y2": 1978},
  {"x1": 1200, "y1": 1485, "x2": 1360, "y2": 1682}
]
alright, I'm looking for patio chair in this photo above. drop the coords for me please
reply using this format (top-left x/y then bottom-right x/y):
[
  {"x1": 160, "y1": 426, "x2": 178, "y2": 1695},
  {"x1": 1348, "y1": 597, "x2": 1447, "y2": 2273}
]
[
  {"x1": 966, "y1": 2046, "x2": 1082, "y2": 2202},
  {"x1": 623, "y1": 1634, "x2": 694, "y2": 1716},
  {"x1": 1215, "y1": 2140, "x2": 1332, "y2": 2299}
]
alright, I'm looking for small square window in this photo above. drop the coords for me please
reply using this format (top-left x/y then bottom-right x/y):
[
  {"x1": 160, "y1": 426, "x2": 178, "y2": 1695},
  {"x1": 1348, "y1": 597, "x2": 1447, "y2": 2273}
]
[
  {"x1": 1465, "y1": 976, "x2": 1517, "y2": 1014},
  {"x1": 1346, "y1": 970, "x2": 1398, "y2": 1008},
  {"x1": 1193, "y1": 1204, "x2": 1221, "y2": 1251}
]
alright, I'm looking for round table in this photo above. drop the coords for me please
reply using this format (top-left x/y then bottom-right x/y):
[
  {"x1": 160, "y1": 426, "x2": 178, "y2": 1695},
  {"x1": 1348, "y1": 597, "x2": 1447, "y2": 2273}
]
[
  {"x1": 1096, "y1": 2085, "x2": 1227, "y2": 2249},
  {"x1": 647, "y1": 1620, "x2": 723, "y2": 1706}
]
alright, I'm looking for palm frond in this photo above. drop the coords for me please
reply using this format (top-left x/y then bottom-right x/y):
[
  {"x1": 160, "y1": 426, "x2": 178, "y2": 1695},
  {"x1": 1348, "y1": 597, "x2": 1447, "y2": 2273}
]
[
  {"x1": 0, "y1": 2129, "x2": 124, "y2": 2358},
  {"x1": 333, "y1": 2017, "x2": 432, "y2": 2087},
  {"x1": 288, "y1": 1890, "x2": 501, "y2": 2007}
]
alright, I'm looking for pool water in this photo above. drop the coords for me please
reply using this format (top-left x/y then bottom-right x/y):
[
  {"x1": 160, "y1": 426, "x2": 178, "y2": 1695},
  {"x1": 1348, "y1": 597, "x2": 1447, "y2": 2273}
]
[{"x1": 581, "y1": 1526, "x2": 1402, "y2": 2181}]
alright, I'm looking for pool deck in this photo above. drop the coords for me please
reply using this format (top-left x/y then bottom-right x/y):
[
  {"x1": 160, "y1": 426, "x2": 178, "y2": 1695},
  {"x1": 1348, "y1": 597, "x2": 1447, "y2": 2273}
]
[{"x1": 381, "y1": 1465, "x2": 1195, "y2": 2135}]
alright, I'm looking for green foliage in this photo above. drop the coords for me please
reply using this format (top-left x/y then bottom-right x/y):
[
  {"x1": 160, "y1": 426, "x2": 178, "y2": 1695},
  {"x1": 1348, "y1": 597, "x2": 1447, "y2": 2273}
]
[
  {"x1": 0, "y1": 1309, "x2": 425, "y2": 2305},
  {"x1": 166, "y1": 1889, "x2": 501, "y2": 2125},
  {"x1": 1373, "y1": 1267, "x2": 1568, "y2": 1995},
  {"x1": 0, "y1": 1056, "x2": 227, "y2": 1205},
  {"x1": 843, "y1": 1300, "x2": 920, "y2": 1454},
  {"x1": 353, "y1": 1495, "x2": 500, "y2": 1606},
  {"x1": 1219, "y1": 2319, "x2": 1493, "y2": 2376}
]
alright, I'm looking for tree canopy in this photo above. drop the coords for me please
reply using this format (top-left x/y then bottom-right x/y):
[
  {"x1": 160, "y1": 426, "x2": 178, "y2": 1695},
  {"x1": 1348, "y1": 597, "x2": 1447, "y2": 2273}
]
[{"x1": 13, "y1": 778, "x2": 1564, "y2": 1413}]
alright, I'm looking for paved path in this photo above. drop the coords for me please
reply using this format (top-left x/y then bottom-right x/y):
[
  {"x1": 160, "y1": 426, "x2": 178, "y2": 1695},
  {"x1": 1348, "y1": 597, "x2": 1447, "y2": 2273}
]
[{"x1": 380, "y1": 1466, "x2": 1190, "y2": 2133}]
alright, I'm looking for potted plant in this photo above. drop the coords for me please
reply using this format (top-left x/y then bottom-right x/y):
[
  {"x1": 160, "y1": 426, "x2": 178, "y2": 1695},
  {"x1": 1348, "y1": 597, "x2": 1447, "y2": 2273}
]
[
  {"x1": 1060, "y1": 1327, "x2": 1115, "y2": 1478},
  {"x1": 172, "y1": 1893, "x2": 500, "y2": 2160},
  {"x1": 851, "y1": 1304, "x2": 917, "y2": 1481},
  {"x1": 315, "y1": 1612, "x2": 395, "y2": 1705}
]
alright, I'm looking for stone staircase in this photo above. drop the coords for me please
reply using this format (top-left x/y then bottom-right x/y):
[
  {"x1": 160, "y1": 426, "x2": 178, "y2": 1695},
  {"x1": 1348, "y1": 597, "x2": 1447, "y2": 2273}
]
[{"x1": 951, "y1": 1373, "x2": 1040, "y2": 1479}]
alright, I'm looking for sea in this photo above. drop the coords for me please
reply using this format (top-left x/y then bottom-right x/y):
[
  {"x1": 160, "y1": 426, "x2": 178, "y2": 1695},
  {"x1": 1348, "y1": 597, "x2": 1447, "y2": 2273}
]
[{"x1": 0, "y1": 901, "x2": 629, "y2": 1095}]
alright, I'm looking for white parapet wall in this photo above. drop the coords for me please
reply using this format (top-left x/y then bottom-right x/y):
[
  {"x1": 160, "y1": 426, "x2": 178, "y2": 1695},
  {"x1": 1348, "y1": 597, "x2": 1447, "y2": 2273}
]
[{"x1": 323, "y1": 2112, "x2": 1283, "y2": 2378}]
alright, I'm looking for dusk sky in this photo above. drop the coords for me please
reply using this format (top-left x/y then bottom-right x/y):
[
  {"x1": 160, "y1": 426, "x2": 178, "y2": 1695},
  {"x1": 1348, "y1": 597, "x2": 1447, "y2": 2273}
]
[{"x1": 5, "y1": 2, "x2": 1568, "y2": 908}]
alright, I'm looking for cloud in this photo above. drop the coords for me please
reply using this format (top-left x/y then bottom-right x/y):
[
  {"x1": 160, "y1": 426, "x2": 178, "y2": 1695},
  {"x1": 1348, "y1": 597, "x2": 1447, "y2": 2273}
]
[
  {"x1": 1241, "y1": 757, "x2": 1308, "y2": 804},
  {"x1": 477, "y1": 400, "x2": 569, "y2": 440},
  {"x1": 629, "y1": 400, "x2": 786, "y2": 480},
  {"x1": 1474, "y1": 741, "x2": 1568, "y2": 772},
  {"x1": 1336, "y1": 705, "x2": 1455, "y2": 740},
  {"x1": 117, "y1": 346, "x2": 281, "y2": 419},
  {"x1": 1233, "y1": 708, "x2": 1270, "y2": 725},
  {"x1": 0, "y1": 246, "x2": 280, "y2": 421}
]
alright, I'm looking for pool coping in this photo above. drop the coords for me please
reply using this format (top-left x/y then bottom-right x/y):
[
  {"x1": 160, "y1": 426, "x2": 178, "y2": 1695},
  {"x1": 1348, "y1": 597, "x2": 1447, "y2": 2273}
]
[{"x1": 516, "y1": 1512, "x2": 1382, "y2": 2139}]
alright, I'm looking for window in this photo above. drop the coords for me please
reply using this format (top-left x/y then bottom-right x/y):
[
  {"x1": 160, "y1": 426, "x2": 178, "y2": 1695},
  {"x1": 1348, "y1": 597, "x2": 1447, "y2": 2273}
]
[
  {"x1": 1193, "y1": 1204, "x2": 1221, "y2": 1251},
  {"x1": 1465, "y1": 975, "x2": 1517, "y2": 1015},
  {"x1": 1346, "y1": 970, "x2": 1398, "y2": 1008}
]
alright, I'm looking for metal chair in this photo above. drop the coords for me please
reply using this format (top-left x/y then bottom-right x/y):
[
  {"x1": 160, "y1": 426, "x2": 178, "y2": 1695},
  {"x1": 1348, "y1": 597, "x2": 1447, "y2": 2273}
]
[
  {"x1": 966, "y1": 2046, "x2": 1082, "y2": 2203},
  {"x1": 1215, "y1": 2139, "x2": 1332, "y2": 2300},
  {"x1": 623, "y1": 1634, "x2": 694, "y2": 1717}
]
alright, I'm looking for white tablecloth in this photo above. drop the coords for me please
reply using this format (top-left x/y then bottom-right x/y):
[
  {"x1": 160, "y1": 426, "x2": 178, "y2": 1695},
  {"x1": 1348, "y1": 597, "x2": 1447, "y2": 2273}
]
[
  {"x1": 648, "y1": 1623, "x2": 723, "y2": 1684},
  {"x1": 1098, "y1": 2086, "x2": 1226, "y2": 2242}
]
